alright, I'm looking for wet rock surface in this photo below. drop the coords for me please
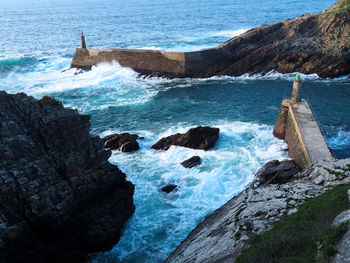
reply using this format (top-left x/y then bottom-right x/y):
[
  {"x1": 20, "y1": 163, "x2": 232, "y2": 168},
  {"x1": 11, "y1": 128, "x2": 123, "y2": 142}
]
[
  {"x1": 161, "y1": 184, "x2": 178, "y2": 193},
  {"x1": 255, "y1": 159, "x2": 302, "y2": 186},
  {"x1": 102, "y1": 133, "x2": 139, "y2": 152},
  {"x1": 0, "y1": 91, "x2": 135, "y2": 263},
  {"x1": 181, "y1": 156, "x2": 201, "y2": 168},
  {"x1": 164, "y1": 158, "x2": 350, "y2": 263},
  {"x1": 152, "y1": 126, "x2": 219, "y2": 151}
]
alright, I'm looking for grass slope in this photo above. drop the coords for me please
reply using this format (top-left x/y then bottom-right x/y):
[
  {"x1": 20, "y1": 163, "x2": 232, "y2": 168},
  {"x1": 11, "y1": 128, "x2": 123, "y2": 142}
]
[{"x1": 236, "y1": 184, "x2": 350, "y2": 263}]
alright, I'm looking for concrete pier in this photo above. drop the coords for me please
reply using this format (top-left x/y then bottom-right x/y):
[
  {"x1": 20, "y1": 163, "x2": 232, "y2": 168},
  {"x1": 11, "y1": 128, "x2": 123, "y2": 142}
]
[
  {"x1": 274, "y1": 79, "x2": 332, "y2": 168},
  {"x1": 70, "y1": 46, "x2": 232, "y2": 77}
]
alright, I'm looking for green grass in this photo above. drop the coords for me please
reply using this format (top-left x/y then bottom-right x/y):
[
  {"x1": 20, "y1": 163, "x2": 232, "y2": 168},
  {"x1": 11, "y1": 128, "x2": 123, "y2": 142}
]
[
  {"x1": 236, "y1": 184, "x2": 350, "y2": 263},
  {"x1": 320, "y1": 223, "x2": 348, "y2": 261}
]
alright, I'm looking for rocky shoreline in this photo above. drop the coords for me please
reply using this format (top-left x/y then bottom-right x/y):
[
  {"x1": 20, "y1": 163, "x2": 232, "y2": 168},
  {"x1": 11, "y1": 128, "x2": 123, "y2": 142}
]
[
  {"x1": 164, "y1": 158, "x2": 350, "y2": 263},
  {"x1": 0, "y1": 92, "x2": 135, "y2": 263},
  {"x1": 1, "y1": 91, "x2": 349, "y2": 263}
]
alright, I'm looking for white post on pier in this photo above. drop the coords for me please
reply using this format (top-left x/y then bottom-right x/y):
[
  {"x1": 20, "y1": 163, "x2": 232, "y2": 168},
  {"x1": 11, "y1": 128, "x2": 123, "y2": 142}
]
[{"x1": 291, "y1": 74, "x2": 302, "y2": 103}]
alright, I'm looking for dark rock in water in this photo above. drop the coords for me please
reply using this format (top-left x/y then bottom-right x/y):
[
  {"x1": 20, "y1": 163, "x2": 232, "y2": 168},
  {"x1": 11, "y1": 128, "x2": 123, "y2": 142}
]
[
  {"x1": 152, "y1": 126, "x2": 219, "y2": 151},
  {"x1": 181, "y1": 156, "x2": 201, "y2": 168},
  {"x1": 102, "y1": 133, "x2": 139, "y2": 152},
  {"x1": 161, "y1": 184, "x2": 178, "y2": 193},
  {"x1": 0, "y1": 91, "x2": 135, "y2": 263},
  {"x1": 255, "y1": 159, "x2": 302, "y2": 186}
]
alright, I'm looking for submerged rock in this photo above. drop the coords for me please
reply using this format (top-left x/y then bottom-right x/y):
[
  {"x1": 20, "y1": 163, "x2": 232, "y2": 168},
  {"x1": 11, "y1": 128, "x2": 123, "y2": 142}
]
[
  {"x1": 102, "y1": 133, "x2": 139, "y2": 152},
  {"x1": 152, "y1": 126, "x2": 219, "y2": 151},
  {"x1": 161, "y1": 184, "x2": 178, "y2": 193},
  {"x1": 0, "y1": 91, "x2": 135, "y2": 263},
  {"x1": 255, "y1": 159, "x2": 302, "y2": 186},
  {"x1": 181, "y1": 156, "x2": 201, "y2": 168}
]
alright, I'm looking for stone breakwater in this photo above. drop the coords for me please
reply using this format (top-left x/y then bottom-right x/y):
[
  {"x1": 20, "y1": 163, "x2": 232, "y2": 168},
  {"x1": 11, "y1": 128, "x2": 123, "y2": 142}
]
[
  {"x1": 71, "y1": 0, "x2": 350, "y2": 78},
  {"x1": 274, "y1": 99, "x2": 332, "y2": 169},
  {"x1": 0, "y1": 91, "x2": 135, "y2": 263},
  {"x1": 164, "y1": 158, "x2": 350, "y2": 263}
]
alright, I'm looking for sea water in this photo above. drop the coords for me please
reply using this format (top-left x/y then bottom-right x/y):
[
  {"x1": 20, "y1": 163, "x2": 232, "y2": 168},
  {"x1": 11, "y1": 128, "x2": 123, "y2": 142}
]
[{"x1": 1, "y1": 0, "x2": 349, "y2": 262}]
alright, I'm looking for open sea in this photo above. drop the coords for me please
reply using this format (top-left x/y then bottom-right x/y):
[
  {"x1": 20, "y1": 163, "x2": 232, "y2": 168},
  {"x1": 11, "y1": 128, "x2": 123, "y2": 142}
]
[{"x1": 1, "y1": 0, "x2": 350, "y2": 262}]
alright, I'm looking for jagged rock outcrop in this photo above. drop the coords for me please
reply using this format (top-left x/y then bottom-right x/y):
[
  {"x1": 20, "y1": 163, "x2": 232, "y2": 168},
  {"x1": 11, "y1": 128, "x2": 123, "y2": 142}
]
[
  {"x1": 71, "y1": 0, "x2": 350, "y2": 78},
  {"x1": 164, "y1": 158, "x2": 350, "y2": 263},
  {"x1": 0, "y1": 91, "x2": 135, "y2": 263},
  {"x1": 161, "y1": 184, "x2": 178, "y2": 193},
  {"x1": 102, "y1": 133, "x2": 139, "y2": 152},
  {"x1": 216, "y1": 0, "x2": 350, "y2": 78},
  {"x1": 256, "y1": 159, "x2": 302, "y2": 186},
  {"x1": 152, "y1": 127, "x2": 219, "y2": 151},
  {"x1": 181, "y1": 156, "x2": 201, "y2": 168}
]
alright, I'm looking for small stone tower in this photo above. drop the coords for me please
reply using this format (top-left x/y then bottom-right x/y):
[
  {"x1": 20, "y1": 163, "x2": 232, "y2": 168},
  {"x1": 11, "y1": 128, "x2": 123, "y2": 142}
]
[
  {"x1": 81, "y1": 31, "x2": 86, "y2": 49},
  {"x1": 291, "y1": 75, "x2": 302, "y2": 103}
]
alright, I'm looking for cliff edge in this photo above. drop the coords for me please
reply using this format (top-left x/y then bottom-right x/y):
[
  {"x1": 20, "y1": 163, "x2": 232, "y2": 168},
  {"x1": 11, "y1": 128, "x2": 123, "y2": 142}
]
[
  {"x1": 164, "y1": 158, "x2": 350, "y2": 263},
  {"x1": 0, "y1": 91, "x2": 135, "y2": 262}
]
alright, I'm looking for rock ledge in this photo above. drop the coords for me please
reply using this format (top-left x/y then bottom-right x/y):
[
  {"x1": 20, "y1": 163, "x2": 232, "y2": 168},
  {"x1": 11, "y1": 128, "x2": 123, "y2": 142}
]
[{"x1": 0, "y1": 91, "x2": 135, "y2": 263}]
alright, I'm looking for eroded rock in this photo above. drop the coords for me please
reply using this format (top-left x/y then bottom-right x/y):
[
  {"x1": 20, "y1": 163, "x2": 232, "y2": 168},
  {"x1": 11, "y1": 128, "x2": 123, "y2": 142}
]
[
  {"x1": 181, "y1": 156, "x2": 201, "y2": 168},
  {"x1": 152, "y1": 126, "x2": 219, "y2": 151},
  {"x1": 161, "y1": 184, "x2": 178, "y2": 193},
  {"x1": 255, "y1": 159, "x2": 302, "y2": 186},
  {"x1": 102, "y1": 133, "x2": 139, "y2": 152},
  {"x1": 0, "y1": 92, "x2": 135, "y2": 263}
]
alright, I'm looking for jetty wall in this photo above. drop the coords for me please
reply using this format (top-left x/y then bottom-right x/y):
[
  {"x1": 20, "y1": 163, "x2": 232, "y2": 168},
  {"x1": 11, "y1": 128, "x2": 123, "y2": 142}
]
[
  {"x1": 71, "y1": 46, "x2": 233, "y2": 78},
  {"x1": 70, "y1": 4, "x2": 350, "y2": 79},
  {"x1": 71, "y1": 48, "x2": 186, "y2": 77},
  {"x1": 274, "y1": 99, "x2": 332, "y2": 168}
]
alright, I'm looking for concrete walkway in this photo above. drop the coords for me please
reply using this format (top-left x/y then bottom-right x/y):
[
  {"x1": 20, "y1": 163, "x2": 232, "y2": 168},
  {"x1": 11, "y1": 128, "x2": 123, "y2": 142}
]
[{"x1": 290, "y1": 101, "x2": 332, "y2": 164}]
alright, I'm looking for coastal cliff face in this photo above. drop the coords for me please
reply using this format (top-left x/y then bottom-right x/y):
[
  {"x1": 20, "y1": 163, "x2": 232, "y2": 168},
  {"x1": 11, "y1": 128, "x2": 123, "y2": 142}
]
[
  {"x1": 218, "y1": 0, "x2": 350, "y2": 78},
  {"x1": 71, "y1": 0, "x2": 350, "y2": 78},
  {"x1": 0, "y1": 91, "x2": 135, "y2": 262},
  {"x1": 164, "y1": 158, "x2": 350, "y2": 263}
]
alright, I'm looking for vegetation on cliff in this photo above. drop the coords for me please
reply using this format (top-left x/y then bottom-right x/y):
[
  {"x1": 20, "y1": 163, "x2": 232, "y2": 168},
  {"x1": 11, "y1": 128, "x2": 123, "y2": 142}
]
[{"x1": 236, "y1": 184, "x2": 350, "y2": 263}]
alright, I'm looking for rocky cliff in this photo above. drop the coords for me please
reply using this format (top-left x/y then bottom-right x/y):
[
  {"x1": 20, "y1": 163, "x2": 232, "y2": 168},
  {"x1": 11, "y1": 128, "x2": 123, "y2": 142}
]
[
  {"x1": 164, "y1": 158, "x2": 350, "y2": 263},
  {"x1": 71, "y1": 0, "x2": 350, "y2": 78},
  {"x1": 216, "y1": 0, "x2": 350, "y2": 78},
  {"x1": 0, "y1": 91, "x2": 135, "y2": 263}
]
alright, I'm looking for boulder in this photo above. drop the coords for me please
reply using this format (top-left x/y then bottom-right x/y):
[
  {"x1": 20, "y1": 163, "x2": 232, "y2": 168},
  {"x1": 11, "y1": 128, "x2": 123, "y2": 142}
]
[
  {"x1": 181, "y1": 156, "x2": 201, "y2": 168},
  {"x1": 152, "y1": 126, "x2": 219, "y2": 151},
  {"x1": 255, "y1": 160, "x2": 302, "y2": 186},
  {"x1": 0, "y1": 91, "x2": 135, "y2": 263},
  {"x1": 102, "y1": 133, "x2": 139, "y2": 152},
  {"x1": 161, "y1": 184, "x2": 178, "y2": 193},
  {"x1": 332, "y1": 210, "x2": 350, "y2": 227}
]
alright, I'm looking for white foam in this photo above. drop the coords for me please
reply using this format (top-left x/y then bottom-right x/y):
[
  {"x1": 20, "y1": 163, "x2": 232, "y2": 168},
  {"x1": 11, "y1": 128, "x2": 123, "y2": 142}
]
[
  {"x1": 208, "y1": 29, "x2": 248, "y2": 38},
  {"x1": 98, "y1": 120, "x2": 288, "y2": 262},
  {"x1": 328, "y1": 130, "x2": 350, "y2": 149},
  {"x1": 1, "y1": 58, "x2": 164, "y2": 111},
  {"x1": 131, "y1": 46, "x2": 164, "y2": 51}
]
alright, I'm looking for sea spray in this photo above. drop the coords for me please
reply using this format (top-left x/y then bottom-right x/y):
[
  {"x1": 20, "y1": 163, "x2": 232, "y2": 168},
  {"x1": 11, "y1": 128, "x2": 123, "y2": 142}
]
[{"x1": 91, "y1": 121, "x2": 288, "y2": 262}]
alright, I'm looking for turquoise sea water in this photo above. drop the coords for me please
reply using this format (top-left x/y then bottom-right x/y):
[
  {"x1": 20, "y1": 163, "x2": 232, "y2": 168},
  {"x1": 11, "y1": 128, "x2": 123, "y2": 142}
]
[{"x1": 1, "y1": 0, "x2": 350, "y2": 262}]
